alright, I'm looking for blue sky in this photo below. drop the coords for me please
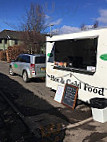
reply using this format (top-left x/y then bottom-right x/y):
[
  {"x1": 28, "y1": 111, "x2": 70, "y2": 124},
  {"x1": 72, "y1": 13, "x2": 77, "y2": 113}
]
[{"x1": 0, "y1": 0, "x2": 107, "y2": 34}]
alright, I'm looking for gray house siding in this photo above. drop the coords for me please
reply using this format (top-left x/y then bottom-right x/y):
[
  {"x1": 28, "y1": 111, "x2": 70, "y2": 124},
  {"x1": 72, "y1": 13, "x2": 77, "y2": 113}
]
[{"x1": 0, "y1": 30, "x2": 23, "y2": 50}]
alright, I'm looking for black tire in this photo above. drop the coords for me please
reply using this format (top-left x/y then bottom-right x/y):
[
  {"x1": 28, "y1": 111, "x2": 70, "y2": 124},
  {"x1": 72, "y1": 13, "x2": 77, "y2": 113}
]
[
  {"x1": 22, "y1": 71, "x2": 29, "y2": 82},
  {"x1": 9, "y1": 67, "x2": 14, "y2": 76}
]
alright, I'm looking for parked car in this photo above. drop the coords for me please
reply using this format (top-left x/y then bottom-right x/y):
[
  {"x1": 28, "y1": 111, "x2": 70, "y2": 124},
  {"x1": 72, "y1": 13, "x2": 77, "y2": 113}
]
[{"x1": 9, "y1": 54, "x2": 46, "y2": 82}]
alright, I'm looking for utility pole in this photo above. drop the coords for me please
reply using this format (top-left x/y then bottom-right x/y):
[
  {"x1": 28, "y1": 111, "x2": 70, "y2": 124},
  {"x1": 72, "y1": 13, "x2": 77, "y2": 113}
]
[{"x1": 50, "y1": 24, "x2": 54, "y2": 37}]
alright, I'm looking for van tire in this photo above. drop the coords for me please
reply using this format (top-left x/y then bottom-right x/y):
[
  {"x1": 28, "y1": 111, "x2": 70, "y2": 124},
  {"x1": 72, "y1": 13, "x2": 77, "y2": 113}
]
[
  {"x1": 22, "y1": 71, "x2": 29, "y2": 82},
  {"x1": 9, "y1": 67, "x2": 14, "y2": 76}
]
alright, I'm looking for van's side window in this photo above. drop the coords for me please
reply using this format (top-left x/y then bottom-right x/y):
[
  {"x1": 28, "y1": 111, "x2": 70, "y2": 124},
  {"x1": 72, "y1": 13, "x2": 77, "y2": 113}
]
[
  {"x1": 16, "y1": 56, "x2": 22, "y2": 62},
  {"x1": 21, "y1": 55, "x2": 30, "y2": 63}
]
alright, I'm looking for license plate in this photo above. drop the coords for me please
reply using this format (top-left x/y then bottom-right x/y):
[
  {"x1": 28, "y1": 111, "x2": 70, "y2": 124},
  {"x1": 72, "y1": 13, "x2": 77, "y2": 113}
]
[{"x1": 41, "y1": 67, "x2": 46, "y2": 71}]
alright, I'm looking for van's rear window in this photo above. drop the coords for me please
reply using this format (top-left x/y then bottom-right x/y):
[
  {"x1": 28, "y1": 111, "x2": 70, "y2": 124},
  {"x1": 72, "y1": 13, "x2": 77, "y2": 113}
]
[{"x1": 35, "y1": 56, "x2": 46, "y2": 64}]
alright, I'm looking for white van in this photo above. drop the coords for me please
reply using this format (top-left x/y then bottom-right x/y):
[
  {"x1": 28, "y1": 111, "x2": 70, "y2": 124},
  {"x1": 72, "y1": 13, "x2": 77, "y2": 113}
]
[{"x1": 46, "y1": 28, "x2": 107, "y2": 103}]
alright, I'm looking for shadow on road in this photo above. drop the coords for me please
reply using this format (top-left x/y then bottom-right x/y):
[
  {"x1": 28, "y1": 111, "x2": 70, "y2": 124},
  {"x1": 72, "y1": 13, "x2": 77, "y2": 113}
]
[
  {"x1": 30, "y1": 77, "x2": 45, "y2": 83},
  {"x1": 82, "y1": 132, "x2": 107, "y2": 142},
  {"x1": 0, "y1": 73, "x2": 68, "y2": 141}
]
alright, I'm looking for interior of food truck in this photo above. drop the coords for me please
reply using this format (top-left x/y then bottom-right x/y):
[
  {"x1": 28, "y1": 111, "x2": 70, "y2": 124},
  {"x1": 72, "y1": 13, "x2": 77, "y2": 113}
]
[{"x1": 54, "y1": 37, "x2": 98, "y2": 74}]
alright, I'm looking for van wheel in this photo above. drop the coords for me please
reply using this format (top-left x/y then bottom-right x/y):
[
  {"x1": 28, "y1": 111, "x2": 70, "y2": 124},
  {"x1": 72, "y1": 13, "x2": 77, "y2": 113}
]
[
  {"x1": 22, "y1": 71, "x2": 29, "y2": 82},
  {"x1": 9, "y1": 67, "x2": 14, "y2": 76}
]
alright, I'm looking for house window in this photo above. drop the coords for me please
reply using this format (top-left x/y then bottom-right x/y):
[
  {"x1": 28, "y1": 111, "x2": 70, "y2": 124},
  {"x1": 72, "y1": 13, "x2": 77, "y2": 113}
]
[
  {"x1": 15, "y1": 40, "x2": 18, "y2": 45},
  {"x1": 54, "y1": 37, "x2": 98, "y2": 73},
  {"x1": 0, "y1": 39, "x2": 2, "y2": 43},
  {"x1": 5, "y1": 39, "x2": 7, "y2": 44}
]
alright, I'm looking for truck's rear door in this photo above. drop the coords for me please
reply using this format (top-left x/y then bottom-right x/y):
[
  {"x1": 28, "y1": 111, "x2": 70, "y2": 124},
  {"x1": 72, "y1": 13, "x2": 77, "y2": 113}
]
[{"x1": 35, "y1": 56, "x2": 46, "y2": 77}]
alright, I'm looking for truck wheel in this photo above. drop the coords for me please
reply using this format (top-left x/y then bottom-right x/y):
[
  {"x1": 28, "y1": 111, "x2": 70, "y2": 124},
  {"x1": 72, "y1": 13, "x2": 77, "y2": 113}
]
[
  {"x1": 22, "y1": 71, "x2": 29, "y2": 82},
  {"x1": 9, "y1": 67, "x2": 14, "y2": 76}
]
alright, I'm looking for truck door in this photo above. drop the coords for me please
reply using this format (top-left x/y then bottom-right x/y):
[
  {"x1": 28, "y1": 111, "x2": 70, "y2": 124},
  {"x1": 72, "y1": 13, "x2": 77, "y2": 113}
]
[{"x1": 35, "y1": 56, "x2": 46, "y2": 77}]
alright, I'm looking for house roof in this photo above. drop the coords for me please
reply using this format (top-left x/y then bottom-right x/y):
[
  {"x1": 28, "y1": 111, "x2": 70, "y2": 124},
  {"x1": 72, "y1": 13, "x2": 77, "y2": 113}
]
[{"x1": 0, "y1": 30, "x2": 23, "y2": 40}]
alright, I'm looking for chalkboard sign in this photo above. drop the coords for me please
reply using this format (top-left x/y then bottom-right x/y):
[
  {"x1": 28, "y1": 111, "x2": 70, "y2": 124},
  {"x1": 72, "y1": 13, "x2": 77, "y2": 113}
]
[{"x1": 61, "y1": 84, "x2": 78, "y2": 110}]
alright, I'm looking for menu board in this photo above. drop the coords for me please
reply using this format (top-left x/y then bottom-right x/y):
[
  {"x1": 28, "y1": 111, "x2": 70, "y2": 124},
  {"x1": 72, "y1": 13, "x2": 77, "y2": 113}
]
[
  {"x1": 62, "y1": 84, "x2": 78, "y2": 110},
  {"x1": 54, "y1": 85, "x2": 64, "y2": 103}
]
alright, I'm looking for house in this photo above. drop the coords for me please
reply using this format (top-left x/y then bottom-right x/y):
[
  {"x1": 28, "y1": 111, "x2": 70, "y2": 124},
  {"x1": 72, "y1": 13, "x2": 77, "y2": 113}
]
[{"x1": 0, "y1": 30, "x2": 23, "y2": 50}]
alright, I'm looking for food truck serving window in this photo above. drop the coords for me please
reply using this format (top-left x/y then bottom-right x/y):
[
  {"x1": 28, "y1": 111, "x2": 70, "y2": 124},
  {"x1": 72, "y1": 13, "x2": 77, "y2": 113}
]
[{"x1": 54, "y1": 37, "x2": 98, "y2": 73}]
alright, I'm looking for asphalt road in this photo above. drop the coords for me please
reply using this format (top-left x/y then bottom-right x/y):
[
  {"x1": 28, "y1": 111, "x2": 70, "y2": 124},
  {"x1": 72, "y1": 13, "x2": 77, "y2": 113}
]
[{"x1": 0, "y1": 61, "x2": 107, "y2": 142}]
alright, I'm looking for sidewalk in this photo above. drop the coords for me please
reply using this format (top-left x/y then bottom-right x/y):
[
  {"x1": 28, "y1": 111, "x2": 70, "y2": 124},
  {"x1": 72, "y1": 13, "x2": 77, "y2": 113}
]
[{"x1": 64, "y1": 119, "x2": 107, "y2": 142}]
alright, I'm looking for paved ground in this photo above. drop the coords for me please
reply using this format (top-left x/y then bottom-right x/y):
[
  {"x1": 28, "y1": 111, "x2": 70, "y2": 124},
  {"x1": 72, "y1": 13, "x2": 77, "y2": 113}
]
[{"x1": 0, "y1": 61, "x2": 107, "y2": 142}]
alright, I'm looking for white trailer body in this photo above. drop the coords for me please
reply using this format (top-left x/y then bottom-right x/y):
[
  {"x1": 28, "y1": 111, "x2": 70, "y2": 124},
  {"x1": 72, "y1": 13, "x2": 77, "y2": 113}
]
[{"x1": 46, "y1": 28, "x2": 107, "y2": 103}]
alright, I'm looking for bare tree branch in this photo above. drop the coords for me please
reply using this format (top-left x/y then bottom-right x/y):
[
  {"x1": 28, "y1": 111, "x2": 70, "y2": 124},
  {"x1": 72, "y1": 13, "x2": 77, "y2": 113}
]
[{"x1": 20, "y1": 3, "x2": 46, "y2": 54}]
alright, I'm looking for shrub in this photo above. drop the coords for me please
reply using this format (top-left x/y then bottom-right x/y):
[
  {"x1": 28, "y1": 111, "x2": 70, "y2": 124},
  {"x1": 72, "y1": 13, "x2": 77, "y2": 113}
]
[
  {"x1": 0, "y1": 50, "x2": 7, "y2": 61},
  {"x1": 6, "y1": 45, "x2": 27, "y2": 62}
]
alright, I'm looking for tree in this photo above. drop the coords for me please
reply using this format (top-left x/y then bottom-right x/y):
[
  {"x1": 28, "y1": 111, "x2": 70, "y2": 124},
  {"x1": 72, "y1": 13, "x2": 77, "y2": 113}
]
[
  {"x1": 20, "y1": 3, "x2": 46, "y2": 54},
  {"x1": 80, "y1": 24, "x2": 87, "y2": 31},
  {"x1": 93, "y1": 21, "x2": 99, "y2": 29},
  {"x1": 80, "y1": 21, "x2": 99, "y2": 31}
]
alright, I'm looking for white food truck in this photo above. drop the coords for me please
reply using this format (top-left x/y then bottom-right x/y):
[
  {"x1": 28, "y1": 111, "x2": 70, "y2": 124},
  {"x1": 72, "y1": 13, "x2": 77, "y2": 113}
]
[{"x1": 46, "y1": 28, "x2": 107, "y2": 103}]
